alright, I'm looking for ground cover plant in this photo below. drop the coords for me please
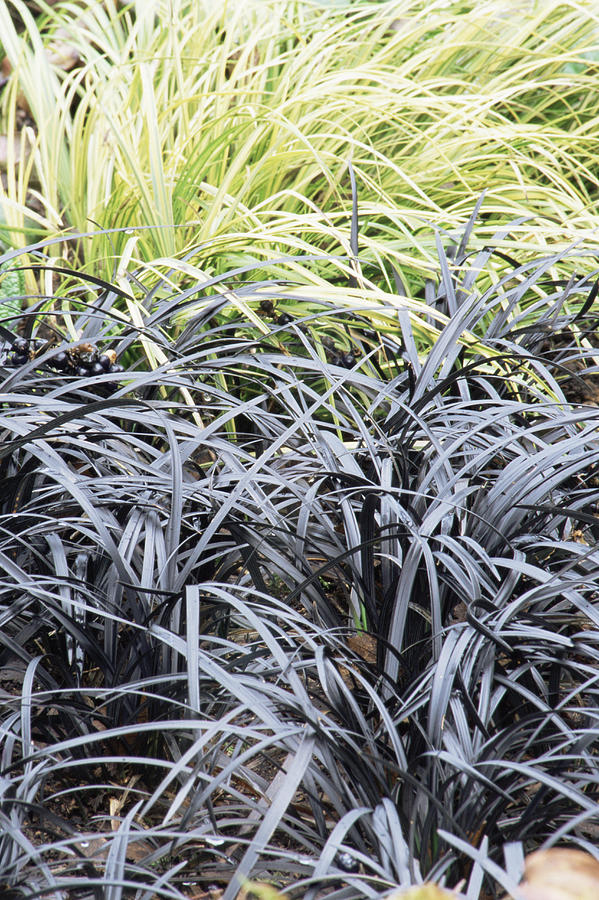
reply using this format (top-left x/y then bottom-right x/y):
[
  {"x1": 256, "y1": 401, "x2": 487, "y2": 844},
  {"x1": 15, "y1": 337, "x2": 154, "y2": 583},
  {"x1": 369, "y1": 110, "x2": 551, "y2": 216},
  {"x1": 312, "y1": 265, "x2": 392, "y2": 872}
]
[
  {"x1": 1, "y1": 212, "x2": 599, "y2": 898},
  {"x1": 2, "y1": 0, "x2": 599, "y2": 897},
  {"x1": 2, "y1": 0, "x2": 599, "y2": 301}
]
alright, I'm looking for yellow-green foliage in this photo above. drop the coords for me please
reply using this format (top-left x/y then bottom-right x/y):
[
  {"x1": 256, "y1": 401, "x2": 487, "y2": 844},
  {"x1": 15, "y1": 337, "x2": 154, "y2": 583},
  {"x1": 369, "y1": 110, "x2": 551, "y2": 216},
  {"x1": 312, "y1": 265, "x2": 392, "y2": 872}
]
[
  {"x1": 1, "y1": 0, "x2": 599, "y2": 284},
  {"x1": 0, "y1": 260, "x2": 25, "y2": 320}
]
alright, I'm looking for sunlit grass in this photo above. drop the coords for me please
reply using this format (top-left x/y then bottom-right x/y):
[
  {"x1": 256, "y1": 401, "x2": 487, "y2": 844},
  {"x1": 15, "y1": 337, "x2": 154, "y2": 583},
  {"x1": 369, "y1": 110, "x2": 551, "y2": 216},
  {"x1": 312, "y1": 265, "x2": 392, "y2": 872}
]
[{"x1": 1, "y1": 0, "x2": 599, "y2": 297}]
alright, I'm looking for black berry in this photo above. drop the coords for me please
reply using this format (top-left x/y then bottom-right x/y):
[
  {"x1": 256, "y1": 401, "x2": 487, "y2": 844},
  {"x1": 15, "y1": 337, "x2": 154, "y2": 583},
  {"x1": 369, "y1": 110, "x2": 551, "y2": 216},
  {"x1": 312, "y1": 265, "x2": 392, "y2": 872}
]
[
  {"x1": 13, "y1": 337, "x2": 29, "y2": 354},
  {"x1": 336, "y1": 852, "x2": 359, "y2": 872},
  {"x1": 98, "y1": 354, "x2": 112, "y2": 371},
  {"x1": 277, "y1": 313, "x2": 293, "y2": 326},
  {"x1": 76, "y1": 365, "x2": 90, "y2": 377},
  {"x1": 11, "y1": 353, "x2": 28, "y2": 366},
  {"x1": 52, "y1": 351, "x2": 68, "y2": 369},
  {"x1": 91, "y1": 361, "x2": 105, "y2": 376},
  {"x1": 110, "y1": 363, "x2": 124, "y2": 374}
]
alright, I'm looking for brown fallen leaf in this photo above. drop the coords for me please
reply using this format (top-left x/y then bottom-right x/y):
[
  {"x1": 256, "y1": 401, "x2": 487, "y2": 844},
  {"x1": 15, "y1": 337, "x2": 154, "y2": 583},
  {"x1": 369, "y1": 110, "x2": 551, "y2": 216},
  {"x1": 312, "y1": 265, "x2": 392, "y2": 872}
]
[
  {"x1": 73, "y1": 835, "x2": 154, "y2": 863},
  {"x1": 239, "y1": 884, "x2": 287, "y2": 900},
  {"x1": 517, "y1": 848, "x2": 599, "y2": 900},
  {"x1": 46, "y1": 28, "x2": 81, "y2": 72},
  {"x1": 387, "y1": 885, "x2": 458, "y2": 899},
  {"x1": 347, "y1": 631, "x2": 377, "y2": 663},
  {"x1": 2, "y1": 30, "x2": 80, "y2": 78}
]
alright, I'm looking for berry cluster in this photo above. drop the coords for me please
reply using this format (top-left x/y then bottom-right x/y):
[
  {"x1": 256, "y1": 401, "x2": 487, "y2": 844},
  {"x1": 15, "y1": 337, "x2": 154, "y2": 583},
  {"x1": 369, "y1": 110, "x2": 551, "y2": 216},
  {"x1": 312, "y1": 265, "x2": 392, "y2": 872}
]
[
  {"x1": 9, "y1": 336, "x2": 39, "y2": 366},
  {"x1": 6, "y1": 337, "x2": 123, "y2": 378},
  {"x1": 259, "y1": 301, "x2": 357, "y2": 368},
  {"x1": 53, "y1": 345, "x2": 124, "y2": 378}
]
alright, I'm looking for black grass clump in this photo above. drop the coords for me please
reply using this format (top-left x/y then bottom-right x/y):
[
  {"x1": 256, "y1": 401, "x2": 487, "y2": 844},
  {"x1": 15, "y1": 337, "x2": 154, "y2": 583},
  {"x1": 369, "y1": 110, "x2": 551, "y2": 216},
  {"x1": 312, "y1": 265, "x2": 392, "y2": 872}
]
[{"x1": 1, "y1": 216, "x2": 599, "y2": 898}]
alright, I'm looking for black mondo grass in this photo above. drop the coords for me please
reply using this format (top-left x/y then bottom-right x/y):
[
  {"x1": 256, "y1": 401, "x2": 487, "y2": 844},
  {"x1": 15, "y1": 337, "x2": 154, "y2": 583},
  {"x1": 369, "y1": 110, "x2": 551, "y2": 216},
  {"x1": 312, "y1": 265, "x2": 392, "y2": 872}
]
[{"x1": 0, "y1": 219, "x2": 599, "y2": 899}]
